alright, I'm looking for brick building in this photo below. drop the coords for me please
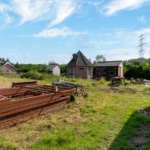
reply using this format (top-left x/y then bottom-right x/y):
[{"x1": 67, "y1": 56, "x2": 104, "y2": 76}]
[
  {"x1": 93, "y1": 61, "x2": 123, "y2": 80},
  {"x1": 66, "y1": 51, "x2": 93, "y2": 79},
  {"x1": 0, "y1": 61, "x2": 17, "y2": 74}
]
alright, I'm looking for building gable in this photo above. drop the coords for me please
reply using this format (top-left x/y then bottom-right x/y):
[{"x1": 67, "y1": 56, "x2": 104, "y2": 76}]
[
  {"x1": 0, "y1": 62, "x2": 17, "y2": 73},
  {"x1": 67, "y1": 51, "x2": 92, "y2": 67},
  {"x1": 46, "y1": 64, "x2": 60, "y2": 76}
]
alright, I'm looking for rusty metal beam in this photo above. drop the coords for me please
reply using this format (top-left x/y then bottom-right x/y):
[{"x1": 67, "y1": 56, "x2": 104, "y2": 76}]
[{"x1": 0, "y1": 81, "x2": 75, "y2": 130}]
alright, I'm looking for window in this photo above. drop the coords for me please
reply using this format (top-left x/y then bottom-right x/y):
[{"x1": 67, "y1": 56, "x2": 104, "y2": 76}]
[
  {"x1": 96, "y1": 68, "x2": 103, "y2": 77},
  {"x1": 6, "y1": 70, "x2": 9, "y2": 72},
  {"x1": 80, "y1": 68, "x2": 84, "y2": 70},
  {"x1": 68, "y1": 68, "x2": 71, "y2": 74},
  {"x1": 68, "y1": 67, "x2": 75, "y2": 78},
  {"x1": 109, "y1": 71, "x2": 115, "y2": 76},
  {"x1": 73, "y1": 68, "x2": 75, "y2": 74}
]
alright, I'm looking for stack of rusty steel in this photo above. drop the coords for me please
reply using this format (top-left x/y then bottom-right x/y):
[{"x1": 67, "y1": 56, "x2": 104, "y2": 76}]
[
  {"x1": 0, "y1": 81, "x2": 75, "y2": 130},
  {"x1": 53, "y1": 81, "x2": 88, "y2": 97}
]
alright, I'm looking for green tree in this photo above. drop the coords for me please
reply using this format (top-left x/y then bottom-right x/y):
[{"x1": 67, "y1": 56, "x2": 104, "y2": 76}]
[
  {"x1": 93, "y1": 55, "x2": 106, "y2": 66},
  {"x1": 0, "y1": 58, "x2": 5, "y2": 62},
  {"x1": 48, "y1": 61, "x2": 58, "y2": 65},
  {"x1": 60, "y1": 64, "x2": 66, "y2": 74},
  {"x1": 95, "y1": 55, "x2": 106, "y2": 62}
]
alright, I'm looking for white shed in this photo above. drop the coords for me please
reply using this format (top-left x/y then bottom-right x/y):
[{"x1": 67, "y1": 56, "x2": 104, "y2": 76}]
[{"x1": 46, "y1": 64, "x2": 60, "y2": 76}]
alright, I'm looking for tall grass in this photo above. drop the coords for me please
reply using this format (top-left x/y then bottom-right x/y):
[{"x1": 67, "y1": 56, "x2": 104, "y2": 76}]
[{"x1": 0, "y1": 76, "x2": 150, "y2": 149}]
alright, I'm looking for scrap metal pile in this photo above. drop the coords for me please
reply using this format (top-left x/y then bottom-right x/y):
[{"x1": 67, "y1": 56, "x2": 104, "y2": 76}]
[
  {"x1": 0, "y1": 81, "x2": 76, "y2": 130},
  {"x1": 53, "y1": 81, "x2": 88, "y2": 97}
]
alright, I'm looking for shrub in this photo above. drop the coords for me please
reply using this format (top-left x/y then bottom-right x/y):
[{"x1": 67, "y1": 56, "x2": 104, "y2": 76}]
[{"x1": 21, "y1": 71, "x2": 44, "y2": 80}]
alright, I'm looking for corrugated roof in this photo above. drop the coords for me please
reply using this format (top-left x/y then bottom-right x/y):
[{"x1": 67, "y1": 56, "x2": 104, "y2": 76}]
[
  {"x1": 95, "y1": 61, "x2": 122, "y2": 67},
  {"x1": 67, "y1": 51, "x2": 92, "y2": 67}
]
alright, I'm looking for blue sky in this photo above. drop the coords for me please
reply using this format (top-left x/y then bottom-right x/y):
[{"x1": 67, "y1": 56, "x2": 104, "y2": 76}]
[{"x1": 0, "y1": 0, "x2": 150, "y2": 64}]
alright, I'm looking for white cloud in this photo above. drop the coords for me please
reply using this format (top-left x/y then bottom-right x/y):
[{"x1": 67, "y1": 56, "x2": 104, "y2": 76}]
[
  {"x1": 93, "y1": 1, "x2": 103, "y2": 7},
  {"x1": 0, "y1": 4, "x2": 12, "y2": 29},
  {"x1": 138, "y1": 15, "x2": 146, "y2": 23},
  {"x1": 11, "y1": 0, "x2": 53, "y2": 25},
  {"x1": 48, "y1": 0, "x2": 76, "y2": 27},
  {"x1": 86, "y1": 1, "x2": 103, "y2": 7},
  {"x1": 104, "y1": 0, "x2": 150, "y2": 16},
  {"x1": 34, "y1": 27, "x2": 88, "y2": 38},
  {"x1": 5, "y1": 0, "x2": 78, "y2": 27},
  {"x1": 0, "y1": 13, "x2": 12, "y2": 30},
  {"x1": 0, "y1": 4, "x2": 10, "y2": 12}
]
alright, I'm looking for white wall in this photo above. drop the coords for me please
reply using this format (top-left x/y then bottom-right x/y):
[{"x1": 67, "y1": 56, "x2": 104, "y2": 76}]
[{"x1": 53, "y1": 66, "x2": 60, "y2": 76}]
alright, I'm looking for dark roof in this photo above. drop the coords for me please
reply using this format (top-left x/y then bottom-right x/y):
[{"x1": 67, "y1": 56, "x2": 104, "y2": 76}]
[
  {"x1": 0, "y1": 61, "x2": 17, "y2": 70},
  {"x1": 95, "y1": 60, "x2": 122, "y2": 67},
  {"x1": 67, "y1": 51, "x2": 92, "y2": 67},
  {"x1": 46, "y1": 64, "x2": 59, "y2": 70},
  {"x1": 0, "y1": 62, "x2": 5, "y2": 67}
]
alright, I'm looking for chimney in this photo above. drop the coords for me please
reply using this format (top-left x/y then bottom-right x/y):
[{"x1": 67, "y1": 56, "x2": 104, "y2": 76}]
[{"x1": 73, "y1": 53, "x2": 77, "y2": 60}]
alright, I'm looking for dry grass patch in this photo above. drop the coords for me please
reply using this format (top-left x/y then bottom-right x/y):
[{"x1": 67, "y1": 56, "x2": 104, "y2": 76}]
[{"x1": 0, "y1": 76, "x2": 31, "y2": 88}]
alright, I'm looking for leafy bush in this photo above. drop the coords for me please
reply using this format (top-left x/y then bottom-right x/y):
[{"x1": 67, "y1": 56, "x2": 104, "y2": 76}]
[{"x1": 21, "y1": 71, "x2": 44, "y2": 80}]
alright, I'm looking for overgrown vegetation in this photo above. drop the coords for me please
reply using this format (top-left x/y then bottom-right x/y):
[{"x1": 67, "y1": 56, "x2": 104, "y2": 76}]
[
  {"x1": 0, "y1": 58, "x2": 10, "y2": 62},
  {"x1": 14, "y1": 63, "x2": 67, "y2": 80},
  {"x1": 0, "y1": 76, "x2": 150, "y2": 150},
  {"x1": 2, "y1": 56, "x2": 150, "y2": 80},
  {"x1": 124, "y1": 58, "x2": 150, "y2": 79}
]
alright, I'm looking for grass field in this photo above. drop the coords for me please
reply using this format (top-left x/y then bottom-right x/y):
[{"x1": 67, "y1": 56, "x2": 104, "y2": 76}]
[{"x1": 0, "y1": 75, "x2": 150, "y2": 150}]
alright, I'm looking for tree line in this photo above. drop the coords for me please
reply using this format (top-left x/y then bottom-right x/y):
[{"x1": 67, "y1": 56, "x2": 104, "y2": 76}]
[
  {"x1": 2, "y1": 56, "x2": 150, "y2": 80},
  {"x1": 0, "y1": 58, "x2": 10, "y2": 62},
  {"x1": 123, "y1": 58, "x2": 150, "y2": 79}
]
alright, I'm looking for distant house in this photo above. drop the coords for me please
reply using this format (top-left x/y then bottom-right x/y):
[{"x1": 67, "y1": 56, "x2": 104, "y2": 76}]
[
  {"x1": 46, "y1": 64, "x2": 60, "y2": 76},
  {"x1": 0, "y1": 62, "x2": 17, "y2": 74},
  {"x1": 93, "y1": 60, "x2": 123, "y2": 80},
  {"x1": 66, "y1": 50, "x2": 93, "y2": 79}
]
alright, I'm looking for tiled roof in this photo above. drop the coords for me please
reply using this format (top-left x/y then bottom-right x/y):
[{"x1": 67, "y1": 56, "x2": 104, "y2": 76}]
[
  {"x1": 67, "y1": 51, "x2": 92, "y2": 67},
  {"x1": 95, "y1": 61, "x2": 122, "y2": 67}
]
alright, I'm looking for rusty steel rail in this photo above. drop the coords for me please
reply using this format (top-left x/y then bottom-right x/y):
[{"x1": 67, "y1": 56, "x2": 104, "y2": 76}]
[
  {"x1": 53, "y1": 81, "x2": 88, "y2": 97},
  {"x1": 0, "y1": 81, "x2": 76, "y2": 130},
  {"x1": 12, "y1": 81, "x2": 37, "y2": 87}
]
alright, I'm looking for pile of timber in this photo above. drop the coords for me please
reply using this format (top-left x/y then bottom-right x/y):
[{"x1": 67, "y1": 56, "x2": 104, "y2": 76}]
[{"x1": 0, "y1": 81, "x2": 75, "y2": 130}]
